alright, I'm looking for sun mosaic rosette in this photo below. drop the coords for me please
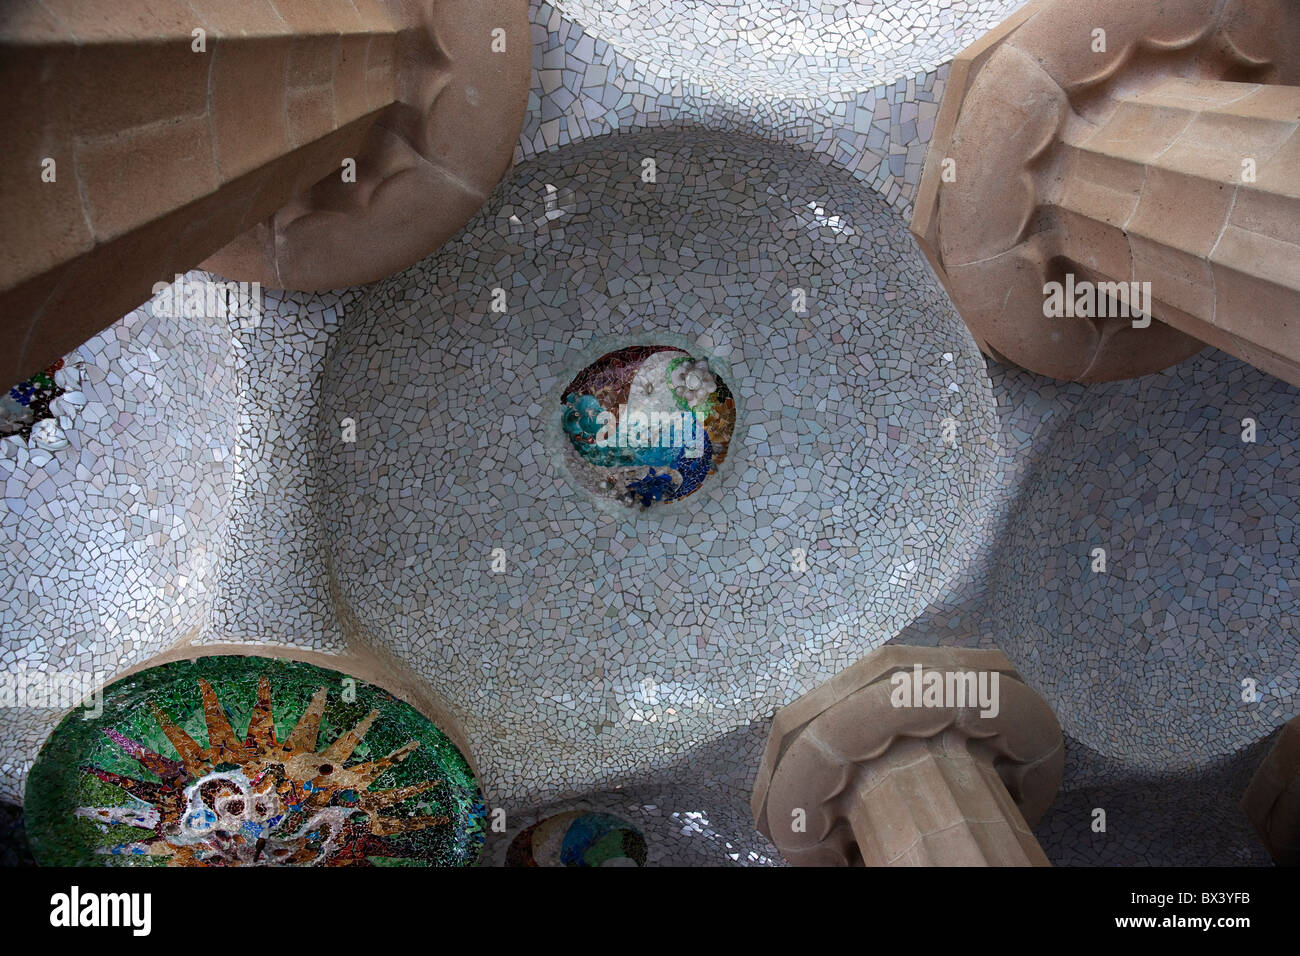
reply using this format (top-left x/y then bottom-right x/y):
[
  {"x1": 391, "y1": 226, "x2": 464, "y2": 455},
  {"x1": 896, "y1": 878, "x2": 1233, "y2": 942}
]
[{"x1": 24, "y1": 657, "x2": 485, "y2": 866}]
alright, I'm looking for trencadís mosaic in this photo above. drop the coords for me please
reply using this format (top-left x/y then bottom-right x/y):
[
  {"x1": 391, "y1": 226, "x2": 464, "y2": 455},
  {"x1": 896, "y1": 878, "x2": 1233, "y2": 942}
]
[
  {"x1": 24, "y1": 656, "x2": 484, "y2": 866},
  {"x1": 561, "y1": 345, "x2": 735, "y2": 508},
  {"x1": 506, "y1": 810, "x2": 647, "y2": 866}
]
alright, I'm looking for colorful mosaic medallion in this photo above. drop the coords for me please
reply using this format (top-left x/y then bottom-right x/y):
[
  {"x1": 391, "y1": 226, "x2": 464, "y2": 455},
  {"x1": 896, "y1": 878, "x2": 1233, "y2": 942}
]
[
  {"x1": 561, "y1": 345, "x2": 735, "y2": 508},
  {"x1": 506, "y1": 811, "x2": 648, "y2": 867},
  {"x1": 1, "y1": 360, "x2": 66, "y2": 442},
  {"x1": 24, "y1": 656, "x2": 485, "y2": 866}
]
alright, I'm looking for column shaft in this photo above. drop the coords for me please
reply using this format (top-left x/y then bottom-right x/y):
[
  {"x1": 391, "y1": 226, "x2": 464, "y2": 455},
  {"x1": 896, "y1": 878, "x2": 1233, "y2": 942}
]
[
  {"x1": 1052, "y1": 77, "x2": 1300, "y2": 383},
  {"x1": 846, "y1": 732, "x2": 1050, "y2": 866}
]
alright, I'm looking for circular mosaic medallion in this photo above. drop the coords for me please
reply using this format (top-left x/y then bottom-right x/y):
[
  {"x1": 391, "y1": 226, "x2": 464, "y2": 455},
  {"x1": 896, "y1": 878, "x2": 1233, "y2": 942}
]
[
  {"x1": 2, "y1": 359, "x2": 65, "y2": 442},
  {"x1": 24, "y1": 656, "x2": 485, "y2": 866},
  {"x1": 506, "y1": 811, "x2": 647, "y2": 867},
  {"x1": 560, "y1": 345, "x2": 735, "y2": 508}
]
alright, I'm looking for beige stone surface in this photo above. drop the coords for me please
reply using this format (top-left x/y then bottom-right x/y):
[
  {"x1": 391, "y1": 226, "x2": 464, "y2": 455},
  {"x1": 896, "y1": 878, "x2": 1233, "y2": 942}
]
[
  {"x1": 203, "y1": 0, "x2": 531, "y2": 292},
  {"x1": 752, "y1": 645, "x2": 1063, "y2": 866},
  {"x1": 0, "y1": 0, "x2": 529, "y2": 387},
  {"x1": 912, "y1": 0, "x2": 1300, "y2": 386},
  {"x1": 1242, "y1": 716, "x2": 1300, "y2": 866}
]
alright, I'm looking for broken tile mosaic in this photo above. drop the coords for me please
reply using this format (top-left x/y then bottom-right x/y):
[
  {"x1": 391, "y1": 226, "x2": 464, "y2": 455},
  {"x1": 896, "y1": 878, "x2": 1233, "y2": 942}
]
[
  {"x1": 506, "y1": 809, "x2": 647, "y2": 866},
  {"x1": 560, "y1": 345, "x2": 736, "y2": 508},
  {"x1": 24, "y1": 656, "x2": 484, "y2": 866}
]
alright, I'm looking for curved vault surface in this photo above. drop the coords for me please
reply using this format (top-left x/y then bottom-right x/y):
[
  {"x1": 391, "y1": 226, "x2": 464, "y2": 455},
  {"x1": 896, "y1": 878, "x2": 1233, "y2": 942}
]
[
  {"x1": 0, "y1": 306, "x2": 237, "y2": 801},
  {"x1": 321, "y1": 129, "x2": 998, "y2": 803},
  {"x1": 548, "y1": 0, "x2": 1027, "y2": 98},
  {"x1": 995, "y1": 357, "x2": 1300, "y2": 775}
]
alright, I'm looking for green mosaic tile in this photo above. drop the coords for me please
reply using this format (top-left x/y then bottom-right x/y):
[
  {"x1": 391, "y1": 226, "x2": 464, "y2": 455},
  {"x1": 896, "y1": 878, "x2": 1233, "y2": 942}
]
[{"x1": 25, "y1": 656, "x2": 484, "y2": 866}]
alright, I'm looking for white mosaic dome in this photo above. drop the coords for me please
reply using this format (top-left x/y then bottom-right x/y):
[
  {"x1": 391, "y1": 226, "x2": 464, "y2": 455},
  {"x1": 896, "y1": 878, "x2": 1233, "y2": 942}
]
[
  {"x1": 549, "y1": 0, "x2": 1028, "y2": 97},
  {"x1": 995, "y1": 358, "x2": 1300, "y2": 774},
  {"x1": 0, "y1": 307, "x2": 237, "y2": 799},
  {"x1": 320, "y1": 130, "x2": 998, "y2": 802}
]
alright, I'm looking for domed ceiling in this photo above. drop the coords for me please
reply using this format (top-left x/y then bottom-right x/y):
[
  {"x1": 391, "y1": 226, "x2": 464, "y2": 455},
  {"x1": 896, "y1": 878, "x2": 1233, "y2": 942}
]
[
  {"x1": 320, "y1": 129, "x2": 998, "y2": 801},
  {"x1": 995, "y1": 362, "x2": 1300, "y2": 774}
]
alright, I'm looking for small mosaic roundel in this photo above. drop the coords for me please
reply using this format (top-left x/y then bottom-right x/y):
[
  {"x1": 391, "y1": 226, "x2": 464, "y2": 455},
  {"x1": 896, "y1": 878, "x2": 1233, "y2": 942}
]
[
  {"x1": 506, "y1": 811, "x2": 648, "y2": 867},
  {"x1": 24, "y1": 656, "x2": 485, "y2": 866},
  {"x1": 560, "y1": 346, "x2": 735, "y2": 508}
]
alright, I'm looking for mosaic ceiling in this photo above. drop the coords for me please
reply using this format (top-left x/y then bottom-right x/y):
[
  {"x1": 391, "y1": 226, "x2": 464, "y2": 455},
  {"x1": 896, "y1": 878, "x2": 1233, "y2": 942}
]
[
  {"x1": 2, "y1": 0, "x2": 1295, "y2": 871},
  {"x1": 995, "y1": 360, "x2": 1300, "y2": 774},
  {"x1": 549, "y1": 0, "x2": 1028, "y2": 96},
  {"x1": 321, "y1": 129, "x2": 998, "y2": 803}
]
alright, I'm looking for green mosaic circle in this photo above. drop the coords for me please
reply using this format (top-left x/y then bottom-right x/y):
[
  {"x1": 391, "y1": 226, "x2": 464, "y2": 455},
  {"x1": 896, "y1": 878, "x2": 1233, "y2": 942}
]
[{"x1": 25, "y1": 656, "x2": 485, "y2": 866}]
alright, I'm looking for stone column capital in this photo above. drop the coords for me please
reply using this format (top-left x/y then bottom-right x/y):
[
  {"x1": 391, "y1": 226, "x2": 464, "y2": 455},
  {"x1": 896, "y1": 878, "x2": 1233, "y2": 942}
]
[
  {"x1": 911, "y1": 0, "x2": 1300, "y2": 385},
  {"x1": 1242, "y1": 715, "x2": 1300, "y2": 866},
  {"x1": 753, "y1": 645, "x2": 1064, "y2": 866},
  {"x1": 0, "y1": 0, "x2": 530, "y2": 387}
]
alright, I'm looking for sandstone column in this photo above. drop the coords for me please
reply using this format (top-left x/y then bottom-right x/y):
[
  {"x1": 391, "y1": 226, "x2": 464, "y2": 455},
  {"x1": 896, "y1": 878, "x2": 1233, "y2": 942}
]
[
  {"x1": 911, "y1": 0, "x2": 1300, "y2": 386},
  {"x1": 0, "y1": 0, "x2": 530, "y2": 387},
  {"x1": 1242, "y1": 715, "x2": 1300, "y2": 866},
  {"x1": 752, "y1": 646, "x2": 1063, "y2": 866}
]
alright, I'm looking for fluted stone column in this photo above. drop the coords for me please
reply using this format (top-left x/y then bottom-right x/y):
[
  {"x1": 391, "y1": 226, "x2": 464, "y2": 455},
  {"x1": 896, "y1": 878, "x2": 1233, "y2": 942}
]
[
  {"x1": 1242, "y1": 715, "x2": 1300, "y2": 866},
  {"x1": 912, "y1": 0, "x2": 1300, "y2": 386},
  {"x1": 752, "y1": 646, "x2": 1063, "y2": 866},
  {"x1": 0, "y1": 0, "x2": 529, "y2": 387}
]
